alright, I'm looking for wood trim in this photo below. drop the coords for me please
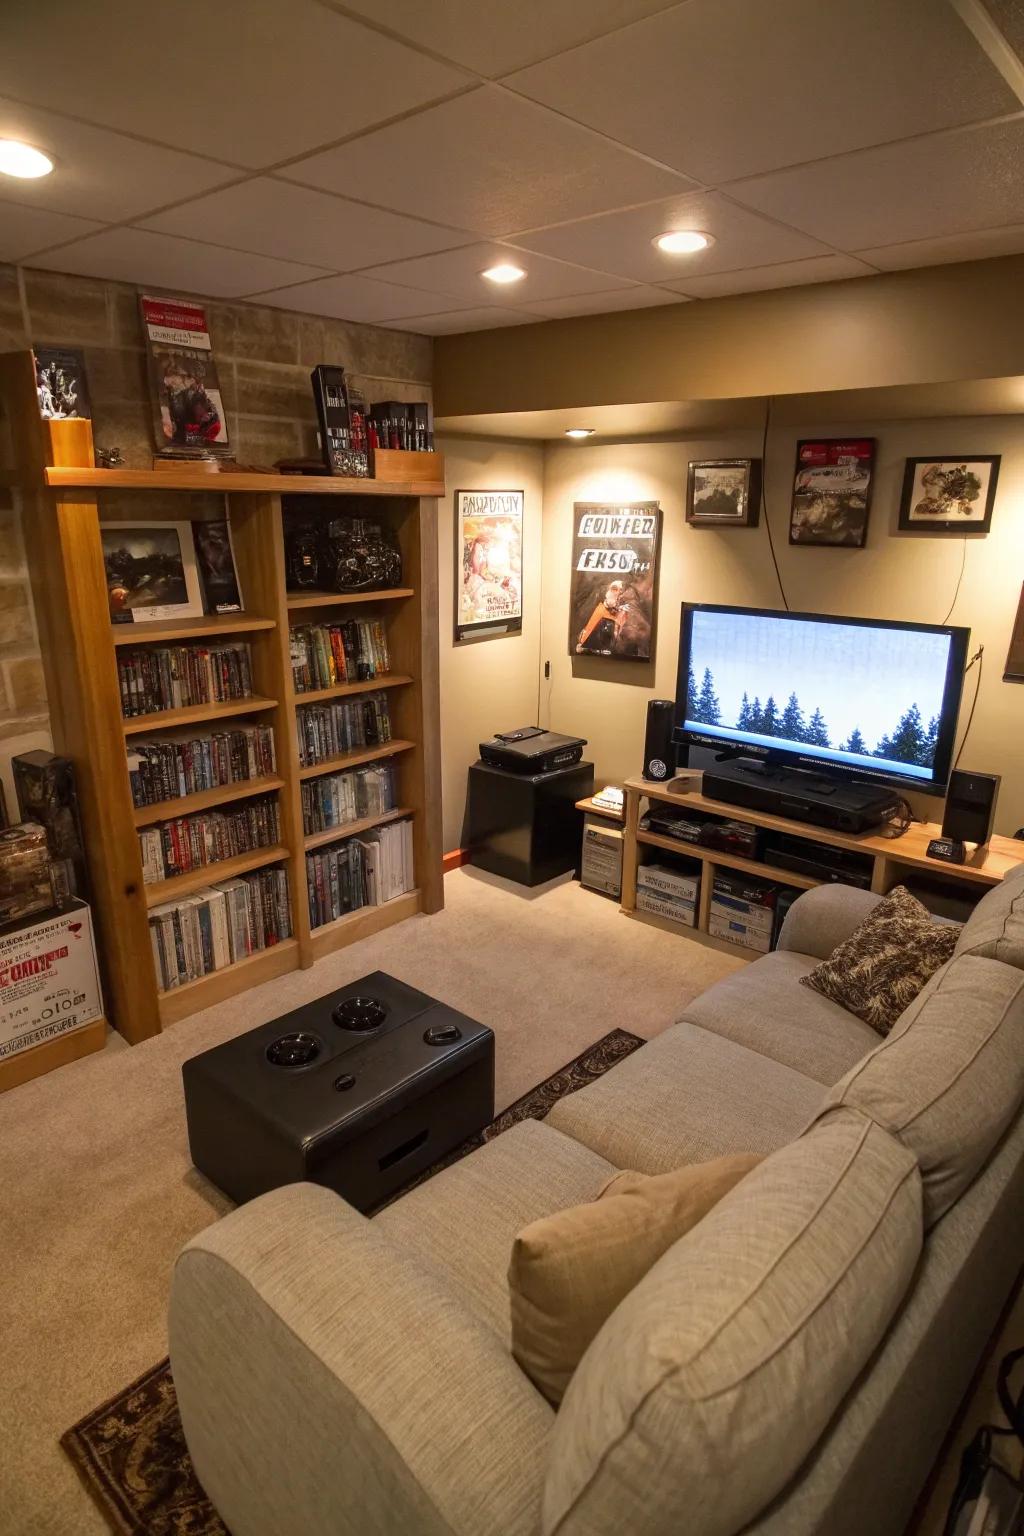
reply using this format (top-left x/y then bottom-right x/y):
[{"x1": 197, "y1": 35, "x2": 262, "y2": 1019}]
[
  {"x1": 297, "y1": 740, "x2": 415, "y2": 781},
  {"x1": 43, "y1": 465, "x2": 445, "y2": 496},
  {"x1": 292, "y1": 675, "x2": 413, "y2": 704},
  {"x1": 131, "y1": 775, "x2": 285, "y2": 828},
  {"x1": 0, "y1": 1017, "x2": 107, "y2": 1093},
  {"x1": 303, "y1": 806, "x2": 412, "y2": 852},
  {"x1": 286, "y1": 588, "x2": 414, "y2": 610},
  {"x1": 443, "y1": 848, "x2": 469, "y2": 872},
  {"x1": 144, "y1": 844, "x2": 289, "y2": 907},
  {"x1": 307, "y1": 888, "x2": 421, "y2": 962},
  {"x1": 157, "y1": 938, "x2": 300, "y2": 1026},
  {"x1": 112, "y1": 614, "x2": 275, "y2": 645},
  {"x1": 122, "y1": 696, "x2": 278, "y2": 736}
]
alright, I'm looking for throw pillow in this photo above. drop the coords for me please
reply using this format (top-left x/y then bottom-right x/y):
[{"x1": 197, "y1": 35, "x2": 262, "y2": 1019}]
[
  {"x1": 508, "y1": 1152, "x2": 761, "y2": 1406},
  {"x1": 800, "y1": 884, "x2": 958, "y2": 1037}
]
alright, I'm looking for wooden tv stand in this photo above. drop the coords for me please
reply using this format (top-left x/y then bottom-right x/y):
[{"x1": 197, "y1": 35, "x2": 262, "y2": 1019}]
[{"x1": 622, "y1": 774, "x2": 1024, "y2": 954}]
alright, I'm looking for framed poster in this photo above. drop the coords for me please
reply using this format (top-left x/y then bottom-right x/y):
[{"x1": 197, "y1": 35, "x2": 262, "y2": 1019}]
[
  {"x1": 569, "y1": 501, "x2": 661, "y2": 661},
  {"x1": 686, "y1": 458, "x2": 761, "y2": 527},
  {"x1": 789, "y1": 438, "x2": 875, "y2": 548},
  {"x1": 455, "y1": 489, "x2": 524, "y2": 640},
  {"x1": 1005, "y1": 582, "x2": 1024, "y2": 683},
  {"x1": 100, "y1": 520, "x2": 203, "y2": 624},
  {"x1": 139, "y1": 294, "x2": 230, "y2": 457},
  {"x1": 898, "y1": 457, "x2": 999, "y2": 534}
]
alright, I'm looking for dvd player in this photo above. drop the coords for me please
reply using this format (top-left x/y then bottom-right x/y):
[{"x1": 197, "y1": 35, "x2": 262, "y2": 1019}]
[
  {"x1": 479, "y1": 727, "x2": 587, "y2": 775},
  {"x1": 761, "y1": 833, "x2": 873, "y2": 888},
  {"x1": 702, "y1": 759, "x2": 899, "y2": 834}
]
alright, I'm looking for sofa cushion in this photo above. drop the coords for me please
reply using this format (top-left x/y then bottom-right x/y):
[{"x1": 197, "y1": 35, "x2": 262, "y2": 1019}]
[
  {"x1": 822, "y1": 954, "x2": 1024, "y2": 1228},
  {"x1": 955, "y1": 863, "x2": 1024, "y2": 970},
  {"x1": 509, "y1": 1154, "x2": 761, "y2": 1407},
  {"x1": 542, "y1": 1108, "x2": 922, "y2": 1536},
  {"x1": 682, "y1": 949, "x2": 880, "y2": 1084},
  {"x1": 375, "y1": 1117, "x2": 618, "y2": 1343},
  {"x1": 544, "y1": 1020, "x2": 823, "y2": 1173}
]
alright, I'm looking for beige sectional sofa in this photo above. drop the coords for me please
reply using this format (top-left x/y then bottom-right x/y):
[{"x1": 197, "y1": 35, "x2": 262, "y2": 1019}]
[{"x1": 170, "y1": 868, "x2": 1024, "y2": 1536}]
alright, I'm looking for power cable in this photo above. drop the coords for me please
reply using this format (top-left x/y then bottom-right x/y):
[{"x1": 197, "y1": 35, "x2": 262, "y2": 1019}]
[
  {"x1": 953, "y1": 646, "x2": 984, "y2": 771},
  {"x1": 760, "y1": 395, "x2": 789, "y2": 611},
  {"x1": 941, "y1": 538, "x2": 968, "y2": 625}
]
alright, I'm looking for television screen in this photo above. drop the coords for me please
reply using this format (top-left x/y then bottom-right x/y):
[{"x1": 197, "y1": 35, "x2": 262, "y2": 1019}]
[{"x1": 675, "y1": 603, "x2": 970, "y2": 792}]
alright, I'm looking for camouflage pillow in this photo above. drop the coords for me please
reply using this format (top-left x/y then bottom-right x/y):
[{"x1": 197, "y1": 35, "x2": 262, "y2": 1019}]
[{"x1": 801, "y1": 885, "x2": 959, "y2": 1037}]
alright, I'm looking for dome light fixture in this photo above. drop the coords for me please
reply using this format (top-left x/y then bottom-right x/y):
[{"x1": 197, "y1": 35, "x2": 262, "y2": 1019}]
[
  {"x1": 565, "y1": 428, "x2": 595, "y2": 439},
  {"x1": 0, "y1": 139, "x2": 54, "y2": 179},
  {"x1": 652, "y1": 229, "x2": 712, "y2": 255},
  {"x1": 481, "y1": 262, "x2": 526, "y2": 285}
]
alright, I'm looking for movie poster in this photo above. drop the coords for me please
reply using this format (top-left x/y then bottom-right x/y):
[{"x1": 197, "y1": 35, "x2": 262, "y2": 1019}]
[
  {"x1": 455, "y1": 489, "x2": 523, "y2": 639},
  {"x1": 569, "y1": 502, "x2": 661, "y2": 661},
  {"x1": 789, "y1": 438, "x2": 875, "y2": 548},
  {"x1": 139, "y1": 295, "x2": 230, "y2": 456}
]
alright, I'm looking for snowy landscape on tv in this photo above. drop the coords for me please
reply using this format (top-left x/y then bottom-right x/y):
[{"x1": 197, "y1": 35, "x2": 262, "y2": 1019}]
[{"x1": 684, "y1": 611, "x2": 953, "y2": 782}]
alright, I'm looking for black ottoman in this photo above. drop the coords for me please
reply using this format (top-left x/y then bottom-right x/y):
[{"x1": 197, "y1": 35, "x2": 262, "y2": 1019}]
[{"x1": 182, "y1": 971, "x2": 494, "y2": 1212}]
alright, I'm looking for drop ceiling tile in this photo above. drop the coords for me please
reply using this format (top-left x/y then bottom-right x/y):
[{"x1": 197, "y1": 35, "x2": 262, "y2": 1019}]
[
  {"x1": 0, "y1": 98, "x2": 236, "y2": 222},
  {"x1": 378, "y1": 307, "x2": 538, "y2": 334},
  {"x1": 335, "y1": 0, "x2": 679, "y2": 77},
  {"x1": 979, "y1": 0, "x2": 1024, "y2": 58},
  {"x1": 32, "y1": 228, "x2": 328, "y2": 298},
  {"x1": 0, "y1": 203, "x2": 103, "y2": 263},
  {"x1": 248, "y1": 273, "x2": 467, "y2": 323},
  {"x1": 1, "y1": 0, "x2": 469, "y2": 167},
  {"x1": 507, "y1": 0, "x2": 1015, "y2": 183},
  {"x1": 509, "y1": 192, "x2": 828, "y2": 285},
  {"x1": 727, "y1": 118, "x2": 1024, "y2": 251},
  {"x1": 855, "y1": 223, "x2": 1024, "y2": 270},
  {"x1": 666, "y1": 254, "x2": 876, "y2": 299},
  {"x1": 142, "y1": 179, "x2": 472, "y2": 272},
  {"x1": 362, "y1": 241, "x2": 627, "y2": 305},
  {"x1": 282, "y1": 86, "x2": 690, "y2": 237},
  {"x1": 522, "y1": 286, "x2": 684, "y2": 317}
]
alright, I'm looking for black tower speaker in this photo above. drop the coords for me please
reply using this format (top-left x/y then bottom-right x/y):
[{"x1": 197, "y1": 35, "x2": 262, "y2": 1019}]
[
  {"x1": 643, "y1": 699, "x2": 675, "y2": 782},
  {"x1": 942, "y1": 770, "x2": 1000, "y2": 847}
]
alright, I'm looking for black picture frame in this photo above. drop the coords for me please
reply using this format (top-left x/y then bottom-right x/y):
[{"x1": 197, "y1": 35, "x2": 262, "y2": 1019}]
[
  {"x1": 454, "y1": 489, "x2": 524, "y2": 642},
  {"x1": 898, "y1": 456, "x2": 1000, "y2": 535},
  {"x1": 568, "y1": 501, "x2": 661, "y2": 661},
  {"x1": 1005, "y1": 582, "x2": 1024, "y2": 683},
  {"x1": 789, "y1": 438, "x2": 875, "y2": 548},
  {"x1": 686, "y1": 458, "x2": 761, "y2": 527}
]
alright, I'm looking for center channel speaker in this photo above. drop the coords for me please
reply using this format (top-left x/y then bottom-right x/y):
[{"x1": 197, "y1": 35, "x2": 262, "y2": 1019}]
[
  {"x1": 942, "y1": 770, "x2": 1000, "y2": 848},
  {"x1": 643, "y1": 699, "x2": 676, "y2": 782}
]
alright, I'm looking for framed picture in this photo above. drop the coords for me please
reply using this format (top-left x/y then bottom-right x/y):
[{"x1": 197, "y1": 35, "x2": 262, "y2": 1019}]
[
  {"x1": 455, "y1": 489, "x2": 523, "y2": 640},
  {"x1": 139, "y1": 294, "x2": 230, "y2": 457},
  {"x1": 789, "y1": 438, "x2": 875, "y2": 548},
  {"x1": 686, "y1": 458, "x2": 761, "y2": 527},
  {"x1": 34, "y1": 347, "x2": 90, "y2": 420},
  {"x1": 898, "y1": 457, "x2": 1000, "y2": 534},
  {"x1": 569, "y1": 502, "x2": 661, "y2": 661},
  {"x1": 100, "y1": 520, "x2": 203, "y2": 624},
  {"x1": 1005, "y1": 582, "x2": 1024, "y2": 683}
]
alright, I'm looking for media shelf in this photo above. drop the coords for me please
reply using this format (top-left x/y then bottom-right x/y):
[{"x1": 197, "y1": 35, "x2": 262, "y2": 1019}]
[
  {"x1": 303, "y1": 806, "x2": 412, "y2": 852},
  {"x1": 1, "y1": 347, "x2": 444, "y2": 1065}
]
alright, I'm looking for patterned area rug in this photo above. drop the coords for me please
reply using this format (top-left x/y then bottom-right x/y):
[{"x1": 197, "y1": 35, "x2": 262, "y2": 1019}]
[{"x1": 61, "y1": 1028, "x2": 644, "y2": 1536}]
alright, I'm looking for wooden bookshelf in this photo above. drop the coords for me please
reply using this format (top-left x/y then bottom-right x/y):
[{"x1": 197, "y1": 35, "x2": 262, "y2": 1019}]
[
  {"x1": 303, "y1": 806, "x2": 412, "y2": 852},
  {"x1": 0, "y1": 348, "x2": 444, "y2": 1067}
]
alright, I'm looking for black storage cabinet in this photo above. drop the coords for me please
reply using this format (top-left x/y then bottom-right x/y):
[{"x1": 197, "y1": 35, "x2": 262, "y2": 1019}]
[{"x1": 467, "y1": 758, "x2": 594, "y2": 886}]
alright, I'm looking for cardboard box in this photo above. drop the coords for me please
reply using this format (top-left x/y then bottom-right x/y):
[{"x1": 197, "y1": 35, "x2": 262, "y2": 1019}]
[
  {"x1": 637, "y1": 862, "x2": 700, "y2": 903},
  {"x1": 637, "y1": 887, "x2": 696, "y2": 927},
  {"x1": 581, "y1": 815, "x2": 622, "y2": 896},
  {"x1": 0, "y1": 898, "x2": 103, "y2": 1062},
  {"x1": 708, "y1": 910, "x2": 772, "y2": 953},
  {"x1": 710, "y1": 891, "x2": 776, "y2": 936}
]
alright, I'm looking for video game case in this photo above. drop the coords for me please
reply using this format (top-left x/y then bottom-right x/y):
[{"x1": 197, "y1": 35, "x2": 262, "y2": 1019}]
[{"x1": 311, "y1": 365, "x2": 369, "y2": 477}]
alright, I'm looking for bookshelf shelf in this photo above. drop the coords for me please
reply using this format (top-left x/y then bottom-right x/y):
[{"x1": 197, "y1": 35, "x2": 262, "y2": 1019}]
[
  {"x1": 286, "y1": 588, "x2": 414, "y2": 610},
  {"x1": 635, "y1": 830, "x2": 821, "y2": 891},
  {"x1": 121, "y1": 696, "x2": 278, "y2": 736},
  {"x1": 131, "y1": 775, "x2": 286, "y2": 828},
  {"x1": 1, "y1": 346, "x2": 444, "y2": 1061},
  {"x1": 298, "y1": 739, "x2": 415, "y2": 780},
  {"x1": 303, "y1": 806, "x2": 412, "y2": 852}
]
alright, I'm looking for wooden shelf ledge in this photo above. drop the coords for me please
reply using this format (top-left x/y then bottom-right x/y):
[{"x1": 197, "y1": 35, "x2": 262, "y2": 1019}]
[
  {"x1": 308, "y1": 889, "x2": 421, "y2": 960},
  {"x1": 292, "y1": 674, "x2": 412, "y2": 704},
  {"x1": 42, "y1": 465, "x2": 444, "y2": 497},
  {"x1": 636, "y1": 830, "x2": 820, "y2": 890},
  {"x1": 144, "y1": 844, "x2": 289, "y2": 907},
  {"x1": 286, "y1": 588, "x2": 414, "y2": 610},
  {"x1": 303, "y1": 806, "x2": 412, "y2": 852},
  {"x1": 122, "y1": 695, "x2": 278, "y2": 736},
  {"x1": 157, "y1": 938, "x2": 299, "y2": 1027},
  {"x1": 132, "y1": 775, "x2": 285, "y2": 828},
  {"x1": 113, "y1": 614, "x2": 275, "y2": 645},
  {"x1": 298, "y1": 740, "x2": 415, "y2": 780}
]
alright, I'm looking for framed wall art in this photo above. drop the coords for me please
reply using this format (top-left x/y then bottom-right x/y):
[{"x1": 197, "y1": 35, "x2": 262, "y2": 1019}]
[
  {"x1": 1005, "y1": 582, "x2": 1024, "y2": 683},
  {"x1": 898, "y1": 457, "x2": 1000, "y2": 534},
  {"x1": 455, "y1": 489, "x2": 523, "y2": 641},
  {"x1": 789, "y1": 438, "x2": 875, "y2": 548},
  {"x1": 686, "y1": 458, "x2": 761, "y2": 527},
  {"x1": 100, "y1": 520, "x2": 203, "y2": 624},
  {"x1": 569, "y1": 501, "x2": 661, "y2": 661}
]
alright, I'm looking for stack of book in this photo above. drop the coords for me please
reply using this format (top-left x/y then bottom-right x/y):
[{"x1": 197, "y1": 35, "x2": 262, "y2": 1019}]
[
  {"x1": 290, "y1": 621, "x2": 390, "y2": 692},
  {"x1": 149, "y1": 866, "x2": 291, "y2": 990},
  {"x1": 367, "y1": 401, "x2": 433, "y2": 453},
  {"x1": 301, "y1": 762, "x2": 395, "y2": 835},
  {"x1": 296, "y1": 693, "x2": 392, "y2": 767},
  {"x1": 127, "y1": 725, "x2": 276, "y2": 807},
  {"x1": 138, "y1": 795, "x2": 281, "y2": 883},
  {"x1": 305, "y1": 815, "x2": 413, "y2": 928},
  {"x1": 117, "y1": 643, "x2": 253, "y2": 717}
]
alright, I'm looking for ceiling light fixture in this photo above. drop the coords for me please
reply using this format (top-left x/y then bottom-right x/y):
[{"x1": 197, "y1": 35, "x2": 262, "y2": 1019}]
[
  {"x1": 481, "y1": 262, "x2": 526, "y2": 285},
  {"x1": 0, "y1": 139, "x2": 54, "y2": 179},
  {"x1": 652, "y1": 230, "x2": 712, "y2": 255},
  {"x1": 565, "y1": 428, "x2": 595, "y2": 439}
]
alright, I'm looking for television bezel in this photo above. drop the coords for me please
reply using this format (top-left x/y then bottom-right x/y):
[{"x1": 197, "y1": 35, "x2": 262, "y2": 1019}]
[{"x1": 673, "y1": 601, "x2": 970, "y2": 795}]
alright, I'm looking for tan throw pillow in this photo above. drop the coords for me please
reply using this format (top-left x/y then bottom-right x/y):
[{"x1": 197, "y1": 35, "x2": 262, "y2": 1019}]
[
  {"x1": 508, "y1": 1153, "x2": 760, "y2": 1405},
  {"x1": 800, "y1": 884, "x2": 958, "y2": 1036}
]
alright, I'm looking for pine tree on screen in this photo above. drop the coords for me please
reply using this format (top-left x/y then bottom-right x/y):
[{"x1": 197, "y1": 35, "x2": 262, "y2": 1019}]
[
  {"x1": 921, "y1": 714, "x2": 939, "y2": 768},
  {"x1": 780, "y1": 691, "x2": 805, "y2": 741},
  {"x1": 806, "y1": 707, "x2": 831, "y2": 747},
  {"x1": 749, "y1": 696, "x2": 763, "y2": 732},
  {"x1": 686, "y1": 662, "x2": 698, "y2": 720},
  {"x1": 697, "y1": 667, "x2": 721, "y2": 725},
  {"x1": 877, "y1": 702, "x2": 926, "y2": 765},
  {"x1": 737, "y1": 692, "x2": 753, "y2": 730},
  {"x1": 844, "y1": 727, "x2": 867, "y2": 754},
  {"x1": 760, "y1": 695, "x2": 779, "y2": 735}
]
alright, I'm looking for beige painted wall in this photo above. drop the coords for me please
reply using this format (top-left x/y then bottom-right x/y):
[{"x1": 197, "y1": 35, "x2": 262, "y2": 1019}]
[
  {"x1": 436, "y1": 435, "x2": 545, "y2": 851},
  {"x1": 540, "y1": 418, "x2": 1024, "y2": 837}
]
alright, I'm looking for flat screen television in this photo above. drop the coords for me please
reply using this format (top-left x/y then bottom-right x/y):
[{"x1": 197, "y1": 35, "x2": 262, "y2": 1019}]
[{"x1": 675, "y1": 603, "x2": 970, "y2": 794}]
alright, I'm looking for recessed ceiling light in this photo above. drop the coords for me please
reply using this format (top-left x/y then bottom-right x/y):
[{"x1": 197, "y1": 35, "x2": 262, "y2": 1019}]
[
  {"x1": 0, "y1": 139, "x2": 54, "y2": 179},
  {"x1": 565, "y1": 428, "x2": 595, "y2": 439},
  {"x1": 481, "y1": 262, "x2": 526, "y2": 285},
  {"x1": 652, "y1": 230, "x2": 713, "y2": 255}
]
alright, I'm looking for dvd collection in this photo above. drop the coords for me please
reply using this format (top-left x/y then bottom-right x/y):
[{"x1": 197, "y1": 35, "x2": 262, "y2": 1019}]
[
  {"x1": 290, "y1": 621, "x2": 390, "y2": 693},
  {"x1": 138, "y1": 795, "x2": 281, "y2": 884},
  {"x1": 117, "y1": 642, "x2": 253, "y2": 718},
  {"x1": 301, "y1": 761, "x2": 395, "y2": 836},
  {"x1": 126, "y1": 725, "x2": 276, "y2": 808},
  {"x1": 367, "y1": 401, "x2": 433, "y2": 453},
  {"x1": 296, "y1": 693, "x2": 392, "y2": 768},
  {"x1": 149, "y1": 866, "x2": 291, "y2": 991},
  {"x1": 306, "y1": 816, "x2": 414, "y2": 928}
]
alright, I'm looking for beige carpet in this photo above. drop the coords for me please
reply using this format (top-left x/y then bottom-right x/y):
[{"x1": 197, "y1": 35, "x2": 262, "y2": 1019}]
[{"x1": 0, "y1": 868, "x2": 743, "y2": 1536}]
